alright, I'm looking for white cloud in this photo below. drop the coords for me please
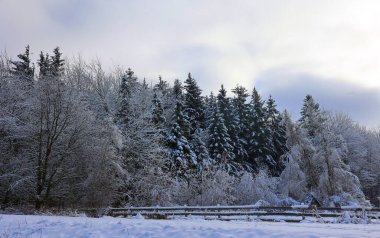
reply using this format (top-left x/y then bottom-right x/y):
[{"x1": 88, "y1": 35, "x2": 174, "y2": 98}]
[{"x1": 1, "y1": 0, "x2": 380, "y2": 125}]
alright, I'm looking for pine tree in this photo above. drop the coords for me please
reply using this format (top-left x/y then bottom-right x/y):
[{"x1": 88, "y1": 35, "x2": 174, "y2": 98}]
[
  {"x1": 152, "y1": 93, "x2": 166, "y2": 126},
  {"x1": 299, "y1": 94, "x2": 326, "y2": 138},
  {"x1": 115, "y1": 68, "x2": 138, "y2": 129},
  {"x1": 37, "y1": 51, "x2": 50, "y2": 78},
  {"x1": 208, "y1": 103, "x2": 234, "y2": 163},
  {"x1": 204, "y1": 92, "x2": 216, "y2": 127},
  {"x1": 217, "y1": 85, "x2": 229, "y2": 118},
  {"x1": 173, "y1": 79, "x2": 182, "y2": 99},
  {"x1": 191, "y1": 128, "x2": 213, "y2": 172},
  {"x1": 231, "y1": 85, "x2": 251, "y2": 160},
  {"x1": 217, "y1": 85, "x2": 246, "y2": 162},
  {"x1": 154, "y1": 75, "x2": 169, "y2": 94},
  {"x1": 183, "y1": 73, "x2": 205, "y2": 134},
  {"x1": 50, "y1": 47, "x2": 64, "y2": 77},
  {"x1": 265, "y1": 95, "x2": 287, "y2": 175},
  {"x1": 167, "y1": 100, "x2": 197, "y2": 178},
  {"x1": 10, "y1": 45, "x2": 34, "y2": 81},
  {"x1": 248, "y1": 87, "x2": 268, "y2": 168},
  {"x1": 142, "y1": 78, "x2": 149, "y2": 89}
]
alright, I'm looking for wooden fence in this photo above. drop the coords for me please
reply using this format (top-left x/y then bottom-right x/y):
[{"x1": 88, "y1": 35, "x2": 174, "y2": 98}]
[{"x1": 104, "y1": 205, "x2": 380, "y2": 222}]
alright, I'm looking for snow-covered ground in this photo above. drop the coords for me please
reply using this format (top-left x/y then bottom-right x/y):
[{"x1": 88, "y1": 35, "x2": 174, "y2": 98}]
[{"x1": 1, "y1": 214, "x2": 379, "y2": 238}]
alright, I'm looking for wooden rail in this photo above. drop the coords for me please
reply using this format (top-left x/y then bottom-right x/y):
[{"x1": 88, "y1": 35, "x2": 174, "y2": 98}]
[{"x1": 105, "y1": 205, "x2": 380, "y2": 222}]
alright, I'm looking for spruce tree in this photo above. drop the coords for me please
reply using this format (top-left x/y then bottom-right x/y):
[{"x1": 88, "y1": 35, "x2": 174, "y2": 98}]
[
  {"x1": 152, "y1": 93, "x2": 166, "y2": 126},
  {"x1": 50, "y1": 47, "x2": 64, "y2": 77},
  {"x1": 265, "y1": 95, "x2": 287, "y2": 175},
  {"x1": 183, "y1": 73, "x2": 205, "y2": 134},
  {"x1": 10, "y1": 45, "x2": 34, "y2": 81},
  {"x1": 248, "y1": 87, "x2": 269, "y2": 167},
  {"x1": 167, "y1": 99, "x2": 197, "y2": 178},
  {"x1": 191, "y1": 128, "x2": 213, "y2": 172},
  {"x1": 217, "y1": 85, "x2": 229, "y2": 118},
  {"x1": 115, "y1": 68, "x2": 138, "y2": 129},
  {"x1": 217, "y1": 85, "x2": 246, "y2": 162},
  {"x1": 173, "y1": 79, "x2": 182, "y2": 99},
  {"x1": 37, "y1": 51, "x2": 50, "y2": 78},
  {"x1": 208, "y1": 103, "x2": 234, "y2": 163},
  {"x1": 204, "y1": 92, "x2": 216, "y2": 128},
  {"x1": 172, "y1": 98, "x2": 191, "y2": 139},
  {"x1": 231, "y1": 85, "x2": 251, "y2": 159},
  {"x1": 154, "y1": 75, "x2": 169, "y2": 94},
  {"x1": 299, "y1": 94, "x2": 326, "y2": 138}
]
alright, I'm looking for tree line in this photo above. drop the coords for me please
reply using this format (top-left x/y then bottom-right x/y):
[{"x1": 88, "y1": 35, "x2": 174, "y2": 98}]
[{"x1": 1, "y1": 46, "x2": 379, "y2": 210}]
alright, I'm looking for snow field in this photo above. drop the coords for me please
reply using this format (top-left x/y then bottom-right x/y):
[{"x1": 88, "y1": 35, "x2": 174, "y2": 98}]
[{"x1": 1, "y1": 214, "x2": 380, "y2": 238}]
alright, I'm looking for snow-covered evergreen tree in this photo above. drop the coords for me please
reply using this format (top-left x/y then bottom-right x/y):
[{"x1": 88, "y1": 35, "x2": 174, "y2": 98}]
[
  {"x1": 154, "y1": 75, "x2": 169, "y2": 95},
  {"x1": 265, "y1": 95, "x2": 287, "y2": 175},
  {"x1": 248, "y1": 87, "x2": 268, "y2": 168},
  {"x1": 37, "y1": 51, "x2": 50, "y2": 78},
  {"x1": 217, "y1": 85, "x2": 246, "y2": 162},
  {"x1": 183, "y1": 73, "x2": 205, "y2": 134},
  {"x1": 50, "y1": 47, "x2": 65, "y2": 77},
  {"x1": 231, "y1": 85, "x2": 251, "y2": 160},
  {"x1": 10, "y1": 45, "x2": 34, "y2": 81},
  {"x1": 299, "y1": 94, "x2": 326, "y2": 139},
  {"x1": 115, "y1": 68, "x2": 138, "y2": 129},
  {"x1": 167, "y1": 99, "x2": 197, "y2": 179},
  {"x1": 208, "y1": 103, "x2": 234, "y2": 163},
  {"x1": 152, "y1": 92, "x2": 166, "y2": 126},
  {"x1": 191, "y1": 128, "x2": 213, "y2": 172}
]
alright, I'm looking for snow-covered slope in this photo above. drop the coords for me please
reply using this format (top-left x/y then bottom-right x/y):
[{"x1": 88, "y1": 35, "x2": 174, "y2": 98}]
[{"x1": 1, "y1": 215, "x2": 380, "y2": 238}]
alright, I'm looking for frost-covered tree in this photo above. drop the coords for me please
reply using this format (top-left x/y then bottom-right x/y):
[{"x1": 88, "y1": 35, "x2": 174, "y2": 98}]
[
  {"x1": 152, "y1": 93, "x2": 166, "y2": 126},
  {"x1": 183, "y1": 73, "x2": 205, "y2": 134},
  {"x1": 235, "y1": 170, "x2": 279, "y2": 205},
  {"x1": 154, "y1": 75, "x2": 169, "y2": 94},
  {"x1": 265, "y1": 95, "x2": 287, "y2": 175},
  {"x1": 50, "y1": 47, "x2": 65, "y2": 77},
  {"x1": 172, "y1": 78, "x2": 182, "y2": 99},
  {"x1": 280, "y1": 98, "x2": 369, "y2": 205},
  {"x1": 208, "y1": 103, "x2": 234, "y2": 163},
  {"x1": 191, "y1": 129, "x2": 212, "y2": 172},
  {"x1": 37, "y1": 51, "x2": 50, "y2": 78},
  {"x1": 115, "y1": 68, "x2": 138, "y2": 129},
  {"x1": 167, "y1": 99, "x2": 196, "y2": 179},
  {"x1": 299, "y1": 94, "x2": 326, "y2": 139},
  {"x1": 10, "y1": 45, "x2": 34, "y2": 81},
  {"x1": 231, "y1": 85, "x2": 250, "y2": 160},
  {"x1": 248, "y1": 87, "x2": 268, "y2": 167},
  {"x1": 216, "y1": 85, "x2": 246, "y2": 162}
]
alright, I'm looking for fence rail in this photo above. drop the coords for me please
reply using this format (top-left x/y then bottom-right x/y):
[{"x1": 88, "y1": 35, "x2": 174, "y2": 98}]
[{"x1": 105, "y1": 205, "x2": 380, "y2": 222}]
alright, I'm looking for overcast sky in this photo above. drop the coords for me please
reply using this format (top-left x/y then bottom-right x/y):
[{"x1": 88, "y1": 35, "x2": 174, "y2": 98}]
[{"x1": 1, "y1": 0, "x2": 380, "y2": 127}]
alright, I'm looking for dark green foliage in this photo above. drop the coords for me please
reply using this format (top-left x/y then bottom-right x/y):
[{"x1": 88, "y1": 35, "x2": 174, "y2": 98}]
[
  {"x1": 191, "y1": 129, "x2": 213, "y2": 172},
  {"x1": 217, "y1": 85, "x2": 246, "y2": 161},
  {"x1": 231, "y1": 85, "x2": 251, "y2": 159},
  {"x1": 167, "y1": 99, "x2": 197, "y2": 178},
  {"x1": 248, "y1": 87, "x2": 268, "y2": 166},
  {"x1": 173, "y1": 79, "x2": 182, "y2": 99},
  {"x1": 37, "y1": 47, "x2": 65, "y2": 79},
  {"x1": 184, "y1": 73, "x2": 206, "y2": 133},
  {"x1": 265, "y1": 95, "x2": 287, "y2": 175},
  {"x1": 115, "y1": 68, "x2": 138, "y2": 128},
  {"x1": 51, "y1": 47, "x2": 64, "y2": 77},
  {"x1": 154, "y1": 75, "x2": 169, "y2": 94},
  {"x1": 37, "y1": 51, "x2": 50, "y2": 77},
  {"x1": 10, "y1": 45, "x2": 34, "y2": 81},
  {"x1": 299, "y1": 94, "x2": 326, "y2": 138},
  {"x1": 208, "y1": 103, "x2": 234, "y2": 163}
]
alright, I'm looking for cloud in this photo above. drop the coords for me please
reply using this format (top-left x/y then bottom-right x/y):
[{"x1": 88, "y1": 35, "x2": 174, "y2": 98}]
[
  {"x1": 254, "y1": 68, "x2": 380, "y2": 127},
  {"x1": 1, "y1": 0, "x2": 380, "y2": 126}
]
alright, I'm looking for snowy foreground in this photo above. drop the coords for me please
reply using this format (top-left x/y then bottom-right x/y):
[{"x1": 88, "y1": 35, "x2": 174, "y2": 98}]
[{"x1": 1, "y1": 215, "x2": 380, "y2": 238}]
